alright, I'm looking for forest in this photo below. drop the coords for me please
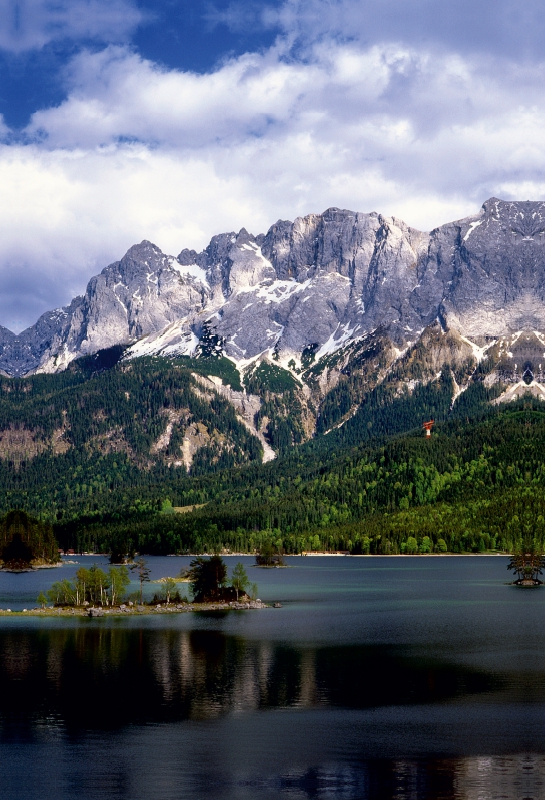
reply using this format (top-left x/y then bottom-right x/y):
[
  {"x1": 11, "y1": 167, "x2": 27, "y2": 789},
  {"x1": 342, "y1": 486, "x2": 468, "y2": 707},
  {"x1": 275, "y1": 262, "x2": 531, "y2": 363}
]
[
  {"x1": 0, "y1": 347, "x2": 540, "y2": 557},
  {"x1": 53, "y1": 404, "x2": 545, "y2": 557}
]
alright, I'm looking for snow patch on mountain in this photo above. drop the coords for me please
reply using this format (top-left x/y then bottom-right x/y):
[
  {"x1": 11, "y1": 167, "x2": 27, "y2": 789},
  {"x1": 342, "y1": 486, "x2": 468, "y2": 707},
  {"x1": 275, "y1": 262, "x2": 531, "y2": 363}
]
[{"x1": 168, "y1": 257, "x2": 209, "y2": 287}]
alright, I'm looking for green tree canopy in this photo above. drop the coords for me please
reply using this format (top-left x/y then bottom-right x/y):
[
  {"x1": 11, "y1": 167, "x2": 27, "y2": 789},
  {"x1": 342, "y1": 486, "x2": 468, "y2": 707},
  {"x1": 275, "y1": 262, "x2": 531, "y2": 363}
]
[
  {"x1": 188, "y1": 555, "x2": 227, "y2": 602},
  {"x1": 130, "y1": 557, "x2": 151, "y2": 605},
  {"x1": 230, "y1": 562, "x2": 250, "y2": 601},
  {"x1": 0, "y1": 510, "x2": 59, "y2": 569}
]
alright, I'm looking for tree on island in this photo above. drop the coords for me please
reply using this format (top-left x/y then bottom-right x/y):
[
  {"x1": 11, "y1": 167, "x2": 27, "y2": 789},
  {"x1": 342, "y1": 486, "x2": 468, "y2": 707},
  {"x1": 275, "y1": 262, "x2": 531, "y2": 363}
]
[
  {"x1": 109, "y1": 547, "x2": 126, "y2": 565},
  {"x1": 188, "y1": 555, "x2": 227, "y2": 602},
  {"x1": 87, "y1": 564, "x2": 110, "y2": 605},
  {"x1": 46, "y1": 579, "x2": 74, "y2": 606},
  {"x1": 109, "y1": 566, "x2": 130, "y2": 605},
  {"x1": 162, "y1": 577, "x2": 177, "y2": 604},
  {"x1": 188, "y1": 557, "x2": 258, "y2": 603},
  {"x1": 130, "y1": 557, "x2": 151, "y2": 605},
  {"x1": 45, "y1": 565, "x2": 130, "y2": 607},
  {"x1": 230, "y1": 562, "x2": 250, "y2": 601},
  {"x1": 0, "y1": 510, "x2": 60, "y2": 570},
  {"x1": 255, "y1": 541, "x2": 285, "y2": 567},
  {"x1": 507, "y1": 540, "x2": 545, "y2": 585}
]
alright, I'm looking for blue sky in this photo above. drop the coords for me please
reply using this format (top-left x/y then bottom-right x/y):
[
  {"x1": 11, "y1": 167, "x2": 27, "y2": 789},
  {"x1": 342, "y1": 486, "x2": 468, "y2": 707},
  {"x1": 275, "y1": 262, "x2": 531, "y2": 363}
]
[
  {"x1": 0, "y1": 0, "x2": 282, "y2": 128},
  {"x1": 0, "y1": 0, "x2": 542, "y2": 331}
]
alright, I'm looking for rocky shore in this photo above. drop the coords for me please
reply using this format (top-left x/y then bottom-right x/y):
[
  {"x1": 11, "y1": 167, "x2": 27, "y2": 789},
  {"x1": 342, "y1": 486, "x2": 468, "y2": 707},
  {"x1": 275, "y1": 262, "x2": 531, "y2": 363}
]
[{"x1": 0, "y1": 600, "x2": 269, "y2": 616}]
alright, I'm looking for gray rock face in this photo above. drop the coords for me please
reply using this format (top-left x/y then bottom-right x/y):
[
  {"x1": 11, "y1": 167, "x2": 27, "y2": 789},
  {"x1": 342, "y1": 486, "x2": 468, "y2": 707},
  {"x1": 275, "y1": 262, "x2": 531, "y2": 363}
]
[
  {"x1": 2, "y1": 241, "x2": 209, "y2": 375},
  {"x1": 2, "y1": 197, "x2": 545, "y2": 376},
  {"x1": 436, "y1": 199, "x2": 545, "y2": 336},
  {"x1": 172, "y1": 208, "x2": 429, "y2": 362}
]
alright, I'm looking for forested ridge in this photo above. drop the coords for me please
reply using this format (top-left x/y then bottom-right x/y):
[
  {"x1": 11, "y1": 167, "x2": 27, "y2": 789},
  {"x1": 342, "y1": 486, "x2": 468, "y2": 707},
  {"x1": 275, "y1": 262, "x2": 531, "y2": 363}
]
[
  {"x1": 0, "y1": 351, "x2": 263, "y2": 517},
  {"x1": 0, "y1": 345, "x2": 483, "y2": 521},
  {"x1": 56, "y1": 404, "x2": 545, "y2": 557},
  {"x1": 0, "y1": 347, "x2": 540, "y2": 557}
]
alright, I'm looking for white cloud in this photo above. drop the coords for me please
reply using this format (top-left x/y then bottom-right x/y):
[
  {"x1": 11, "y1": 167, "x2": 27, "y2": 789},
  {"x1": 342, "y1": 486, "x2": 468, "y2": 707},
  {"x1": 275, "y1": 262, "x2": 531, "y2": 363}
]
[
  {"x1": 215, "y1": 0, "x2": 545, "y2": 61},
  {"x1": 0, "y1": 145, "x2": 265, "y2": 330},
  {"x1": 0, "y1": 0, "x2": 144, "y2": 53},
  {"x1": 0, "y1": 31, "x2": 543, "y2": 328}
]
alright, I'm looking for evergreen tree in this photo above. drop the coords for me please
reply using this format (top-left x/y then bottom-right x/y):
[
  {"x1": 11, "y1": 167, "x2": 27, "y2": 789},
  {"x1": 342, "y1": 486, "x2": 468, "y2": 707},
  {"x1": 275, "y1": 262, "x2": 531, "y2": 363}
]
[{"x1": 188, "y1": 556, "x2": 227, "y2": 602}]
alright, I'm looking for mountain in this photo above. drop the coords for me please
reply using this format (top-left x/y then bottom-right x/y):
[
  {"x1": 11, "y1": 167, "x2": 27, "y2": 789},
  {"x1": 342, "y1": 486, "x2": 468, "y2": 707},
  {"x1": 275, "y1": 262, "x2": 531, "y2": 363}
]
[
  {"x1": 0, "y1": 195, "x2": 542, "y2": 559},
  {"x1": 0, "y1": 241, "x2": 207, "y2": 376},
  {"x1": 0, "y1": 355, "x2": 267, "y2": 522},
  {"x1": 51, "y1": 402, "x2": 545, "y2": 556},
  {"x1": 0, "y1": 349, "x2": 539, "y2": 557},
  {"x1": 0, "y1": 196, "x2": 542, "y2": 486},
  {"x1": 2, "y1": 197, "x2": 542, "y2": 377}
]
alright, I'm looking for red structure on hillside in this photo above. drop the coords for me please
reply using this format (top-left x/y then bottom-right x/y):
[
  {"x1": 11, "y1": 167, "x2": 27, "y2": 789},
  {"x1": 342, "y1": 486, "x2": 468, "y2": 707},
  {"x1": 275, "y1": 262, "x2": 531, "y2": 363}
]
[{"x1": 422, "y1": 420, "x2": 434, "y2": 437}]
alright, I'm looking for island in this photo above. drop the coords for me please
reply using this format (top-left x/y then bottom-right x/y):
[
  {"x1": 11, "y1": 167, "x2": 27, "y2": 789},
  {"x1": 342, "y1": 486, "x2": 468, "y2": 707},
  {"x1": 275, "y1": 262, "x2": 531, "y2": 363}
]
[
  {"x1": 0, "y1": 511, "x2": 60, "y2": 571},
  {"x1": 23, "y1": 554, "x2": 274, "y2": 616},
  {"x1": 507, "y1": 547, "x2": 545, "y2": 586},
  {"x1": 0, "y1": 600, "x2": 268, "y2": 617}
]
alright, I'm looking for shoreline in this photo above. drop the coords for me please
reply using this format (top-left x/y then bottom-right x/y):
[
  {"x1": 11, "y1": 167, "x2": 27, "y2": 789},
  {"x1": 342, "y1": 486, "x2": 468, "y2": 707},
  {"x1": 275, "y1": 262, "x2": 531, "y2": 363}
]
[
  {"x1": 291, "y1": 552, "x2": 508, "y2": 557},
  {"x1": 263, "y1": 552, "x2": 508, "y2": 558},
  {"x1": 0, "y1": 600, "x2": 269, "y2": 617},
  {"x1": 0, "y1": 561, "x2": 64, "y2": 572},
  {"x1": 56, "y1": 552, "x2": 509, "y2": 561}
]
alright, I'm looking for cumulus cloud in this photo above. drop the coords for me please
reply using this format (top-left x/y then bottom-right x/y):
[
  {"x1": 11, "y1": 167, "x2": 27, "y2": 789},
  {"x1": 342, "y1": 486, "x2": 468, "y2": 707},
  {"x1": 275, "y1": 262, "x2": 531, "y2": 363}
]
[
  {"x1": 0, "y1": 0, "x2": 144, "y2": 53},
  {"x1": 0, "y1": 0, "x2": 543, "y2": 329},
  {"x1": 0, "y1": 144, "x2": 265, "y2": 331},
  {"x1": 211, "y1": 0, "x2": 545, "y2": 61},
  {"x1": 24, "y1": 42, "x2": 545, "y2": 204}
]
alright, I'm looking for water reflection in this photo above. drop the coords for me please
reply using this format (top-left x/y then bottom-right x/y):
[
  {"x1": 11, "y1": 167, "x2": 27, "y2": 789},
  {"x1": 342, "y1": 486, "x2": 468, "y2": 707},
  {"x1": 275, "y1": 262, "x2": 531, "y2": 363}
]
[
  {"x1": 274, "y1": 755, "x2": 545, "y2": 799},
  {"x1": 0, "y1": 626, "x2": 496, "y2": 731},
  {"x1": 454, "y1": 754, "x2": 545, "y2": 800},
  {"x1": 0, "y1": 625, "x2": 543, "y2": 799}
]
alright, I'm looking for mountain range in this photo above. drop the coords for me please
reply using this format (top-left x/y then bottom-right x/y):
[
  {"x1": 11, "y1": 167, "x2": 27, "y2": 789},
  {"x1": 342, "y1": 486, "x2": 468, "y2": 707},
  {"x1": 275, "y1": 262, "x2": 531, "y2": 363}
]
[
  {"x1": 0, "y1": 196, "x2": 542, "y2": 555},
  {"x1": 0, "y1": 197, "x2": 541, "y2": 380},
  {"x1": 0, "y1": 196, "x2": 542, "y2": 481}
]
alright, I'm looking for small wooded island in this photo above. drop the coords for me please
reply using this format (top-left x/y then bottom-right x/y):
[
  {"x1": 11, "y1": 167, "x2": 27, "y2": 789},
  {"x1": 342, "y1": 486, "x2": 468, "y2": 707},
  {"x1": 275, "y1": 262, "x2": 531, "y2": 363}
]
[
  {"x1": 25, "y1": 554, "x2": 267, "y2": 616},
  {"x1": 0, "y1": 513, "x2": 275, "y2": 615},
  {"x1": 507, "y1": 545, "x2": 545, "y2": 586}
]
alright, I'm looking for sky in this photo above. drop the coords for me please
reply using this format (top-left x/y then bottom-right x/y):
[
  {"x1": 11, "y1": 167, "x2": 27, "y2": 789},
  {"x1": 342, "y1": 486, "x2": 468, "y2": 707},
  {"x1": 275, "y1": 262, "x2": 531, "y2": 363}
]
[{"x1": 0, "y1": 0, "x2": 543, "y2": 331}]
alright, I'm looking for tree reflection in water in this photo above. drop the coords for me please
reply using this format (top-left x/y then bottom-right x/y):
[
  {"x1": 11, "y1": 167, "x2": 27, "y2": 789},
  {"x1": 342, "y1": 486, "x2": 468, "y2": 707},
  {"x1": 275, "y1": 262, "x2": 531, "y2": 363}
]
[
  {"x1": 0, "y1": 626, "x2": 542, "y2": 799},
  {"x1": 273, "y1": 755, "x2": 545, "y2": 800},
  {"x1": 0, "y1": 626, "x2": 496, "y2": 731}
]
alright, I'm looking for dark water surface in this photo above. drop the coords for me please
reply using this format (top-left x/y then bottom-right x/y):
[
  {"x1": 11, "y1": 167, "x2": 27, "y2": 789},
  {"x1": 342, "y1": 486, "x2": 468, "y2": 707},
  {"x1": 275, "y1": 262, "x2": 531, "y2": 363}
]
[{"x1": 0, "y1": 555, "x2": 545, "y2": 799}]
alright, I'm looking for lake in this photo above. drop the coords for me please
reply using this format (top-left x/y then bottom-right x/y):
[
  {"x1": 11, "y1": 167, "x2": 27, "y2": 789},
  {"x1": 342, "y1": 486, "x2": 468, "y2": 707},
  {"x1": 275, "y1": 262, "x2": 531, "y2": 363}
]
[{"x1": 0, "y1": 554, "x2": 544, "y2": 799}]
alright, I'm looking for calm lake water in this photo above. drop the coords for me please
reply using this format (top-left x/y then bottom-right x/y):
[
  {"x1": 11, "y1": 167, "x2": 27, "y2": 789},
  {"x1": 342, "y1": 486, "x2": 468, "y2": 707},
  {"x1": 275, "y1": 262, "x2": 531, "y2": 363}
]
[{"x1": 0, "y1": 555, "x2": 544, "y2": 799}]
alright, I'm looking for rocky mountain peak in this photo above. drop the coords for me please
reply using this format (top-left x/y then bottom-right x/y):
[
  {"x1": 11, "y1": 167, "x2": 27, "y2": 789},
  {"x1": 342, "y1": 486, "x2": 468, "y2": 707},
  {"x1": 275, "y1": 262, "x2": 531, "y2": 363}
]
[{"x1": 0, "y1": 198, "x2": 544, "y2": 379}]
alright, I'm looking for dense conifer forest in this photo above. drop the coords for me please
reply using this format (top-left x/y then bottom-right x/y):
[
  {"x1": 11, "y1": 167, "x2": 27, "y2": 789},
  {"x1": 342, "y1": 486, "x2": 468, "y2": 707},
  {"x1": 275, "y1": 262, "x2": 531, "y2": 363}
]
[
  {"x1": 0, "y1": 349, "x2": 540, "y2": 557},
  {"x1": 50, "y1": 404, "x2": 544, "y2": 557},
  {"x1": 0, "y1": 510, "x2": 59, "y2": 566}
]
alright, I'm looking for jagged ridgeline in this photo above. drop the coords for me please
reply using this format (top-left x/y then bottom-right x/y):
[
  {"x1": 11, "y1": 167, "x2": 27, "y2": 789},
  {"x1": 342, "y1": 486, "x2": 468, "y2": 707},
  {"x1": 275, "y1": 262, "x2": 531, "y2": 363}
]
[{"x1": 0, "y1": 510, "x2": 59, "y2": 569}]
